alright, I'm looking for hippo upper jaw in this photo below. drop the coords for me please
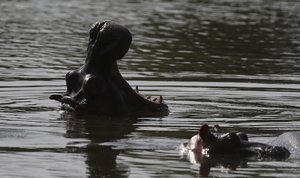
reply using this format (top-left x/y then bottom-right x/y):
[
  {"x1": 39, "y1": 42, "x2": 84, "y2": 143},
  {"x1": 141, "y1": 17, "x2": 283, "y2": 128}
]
[{"x1": 86, "y1": 21, "x2": 133, "y2": 67}]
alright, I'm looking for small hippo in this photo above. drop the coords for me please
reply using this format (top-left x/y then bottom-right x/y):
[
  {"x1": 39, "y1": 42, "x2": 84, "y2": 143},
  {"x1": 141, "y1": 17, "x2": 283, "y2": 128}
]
[
  {"x1": 179, "y1": 124, "x2": 291, "y2": 176},
  {"x1": 180, "y1": 124, "x2": 290, "y2": 160}
]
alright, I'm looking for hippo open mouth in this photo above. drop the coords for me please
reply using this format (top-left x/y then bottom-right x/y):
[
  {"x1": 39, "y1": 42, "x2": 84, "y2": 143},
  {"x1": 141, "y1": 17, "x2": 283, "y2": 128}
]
[{"x1": 50, "y1": 21, "x2": 168, "y2": 116}]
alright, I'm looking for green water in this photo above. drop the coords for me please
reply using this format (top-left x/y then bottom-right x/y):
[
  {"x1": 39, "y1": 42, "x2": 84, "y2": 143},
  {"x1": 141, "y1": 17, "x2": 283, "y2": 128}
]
[{"x1": 0, "y1": 0, "x2": 300, "y2": 177}]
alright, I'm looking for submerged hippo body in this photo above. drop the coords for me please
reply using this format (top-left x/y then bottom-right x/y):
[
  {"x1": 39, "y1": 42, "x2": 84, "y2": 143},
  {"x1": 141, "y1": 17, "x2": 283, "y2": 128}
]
[
  {"x1": 50, "y1": 21, "x2": 168, "y2": 116},
  {"x1": 180, "y1": 124, "x2": 290, "y2": 162}
]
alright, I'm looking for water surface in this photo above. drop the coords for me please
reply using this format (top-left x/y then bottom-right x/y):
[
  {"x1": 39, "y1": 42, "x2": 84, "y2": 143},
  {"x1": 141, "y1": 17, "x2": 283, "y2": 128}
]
[{"x1": 0, "y1": 0, "x2": 300, "y2": 177}]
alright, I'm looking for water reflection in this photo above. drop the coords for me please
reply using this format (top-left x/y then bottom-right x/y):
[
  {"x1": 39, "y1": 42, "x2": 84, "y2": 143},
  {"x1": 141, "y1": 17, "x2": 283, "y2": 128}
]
[
  {"x1": 187, "y1": 154, "x2": 248, "y2": 177},
  {"x1": 0, "y1": 0, "x2": 300, "y2": 177},
  {"x1": 183, "y1": 148, "x2": 294, "y2": 177},
  {"x1": 61, "y1": 113, "x2": 138, "y2": 177}
]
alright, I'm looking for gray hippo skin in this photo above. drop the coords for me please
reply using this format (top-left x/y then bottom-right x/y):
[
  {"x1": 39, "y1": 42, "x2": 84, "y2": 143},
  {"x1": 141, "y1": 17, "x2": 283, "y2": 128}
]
[
  {"x1": 179, "y1": 124, "x2": 290, "y2": 162},
  {"x1": 179, "y1": 124, "x2": 291, "y2": 177},
  {"x1": 50, "y1": 21, "x2": 168, "y2": 116}
]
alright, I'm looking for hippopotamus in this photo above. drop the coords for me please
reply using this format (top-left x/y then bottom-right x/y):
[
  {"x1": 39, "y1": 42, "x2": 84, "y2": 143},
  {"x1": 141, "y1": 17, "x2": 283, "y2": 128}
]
[
  {"x1": 179, "y1": 124, "x2": 290, "y2": 161},
  {"x1": 50, "y1": 21, "x2": 168, "y2": 116},
  {"x1": 178, "y1": 124, "x2": 291, "y2": 176}
]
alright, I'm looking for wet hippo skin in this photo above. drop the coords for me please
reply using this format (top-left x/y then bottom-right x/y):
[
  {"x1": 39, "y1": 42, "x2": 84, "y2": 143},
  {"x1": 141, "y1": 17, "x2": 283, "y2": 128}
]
[
  {"x1": 179, "y1": 124, "x2": 291, "y2": 176},
  {"x1": 50, "y1": 21, "x2": 168, "y2": 116},
  {"x1": 180, "y1": 124, "x2": 290, "y2": 161}
]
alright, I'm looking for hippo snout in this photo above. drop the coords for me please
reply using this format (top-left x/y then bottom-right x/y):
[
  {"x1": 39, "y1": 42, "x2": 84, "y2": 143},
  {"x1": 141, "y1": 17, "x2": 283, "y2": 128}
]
[{"x1": 257, "y1": 146, "x2": 290, "y2": 159}]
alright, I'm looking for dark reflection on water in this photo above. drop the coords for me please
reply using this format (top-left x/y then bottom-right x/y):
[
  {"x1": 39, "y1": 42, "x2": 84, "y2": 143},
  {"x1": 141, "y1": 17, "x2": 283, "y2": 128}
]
[
  {"x1": 62, "y1": 113, "x2": 139, "y2": 177},
  {"x1": 0, "y1": 0, "x2": 300, "y2": 177}
]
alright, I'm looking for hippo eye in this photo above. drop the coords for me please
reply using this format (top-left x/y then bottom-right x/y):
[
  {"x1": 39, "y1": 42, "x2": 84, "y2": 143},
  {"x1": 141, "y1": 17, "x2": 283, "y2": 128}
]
[
  {"x1": 221, "y1": 132, "x2": 240, "y2": 147},
  {"x1": 237, "y1": 132, "x2": 248, "y2": 141}
]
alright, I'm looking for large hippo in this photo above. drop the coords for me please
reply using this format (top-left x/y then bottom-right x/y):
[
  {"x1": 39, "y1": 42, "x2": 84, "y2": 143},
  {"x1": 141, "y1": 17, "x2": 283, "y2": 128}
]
[
  {"x1": 50, "y1": 21, "x2": 168, "y2": 116},
  {"x1": 179, "y1": 124, "x2": 290, "y2": 161}
]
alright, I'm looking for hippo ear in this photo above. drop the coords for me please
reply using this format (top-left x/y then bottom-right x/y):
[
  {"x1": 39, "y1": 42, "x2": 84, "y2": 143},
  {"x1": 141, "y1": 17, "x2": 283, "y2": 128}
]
[{"x1": 199, "y1": 124, "x2": 211, "y2": 141}]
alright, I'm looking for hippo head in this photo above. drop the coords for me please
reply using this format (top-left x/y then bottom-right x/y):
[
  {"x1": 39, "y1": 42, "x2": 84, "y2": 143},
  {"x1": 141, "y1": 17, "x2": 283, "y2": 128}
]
[
  {"x1": 50, "y1": 21, "x2": 168, "y2": 116},
  {"x1": 195, "y1": 124, "x2": 290, "y2": 159},
  {"x1": 86, "y1": 21, "x2": 132, "y2": 68}
]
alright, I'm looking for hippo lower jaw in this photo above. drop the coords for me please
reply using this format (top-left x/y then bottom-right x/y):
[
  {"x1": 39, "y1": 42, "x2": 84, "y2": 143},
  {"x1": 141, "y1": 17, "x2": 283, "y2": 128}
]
[
  {"x1": 51, "y1": 74, "x2": 169, "y2": 116},
  {"x1": 59, "y1": 92, "x2": 168, "y2": 116}
]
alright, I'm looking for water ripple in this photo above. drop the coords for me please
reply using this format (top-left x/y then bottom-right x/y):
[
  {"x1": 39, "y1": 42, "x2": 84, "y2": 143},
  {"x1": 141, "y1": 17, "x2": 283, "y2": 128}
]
[{"x1": 0, "y1": 0, "x2": 300, "y2": 177}]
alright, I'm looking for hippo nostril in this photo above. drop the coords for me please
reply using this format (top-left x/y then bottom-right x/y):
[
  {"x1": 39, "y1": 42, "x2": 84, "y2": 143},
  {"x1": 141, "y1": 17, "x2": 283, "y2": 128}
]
[
  {"x1": 89, "y1": 21, "x2": 107, "y2": 40},
  {"x1": 267, "y1": 146, "x2": 290, "y2": 158},
  {"x1": 89, "y1": 26, "x2": 98, "y2": 40},
  {"x1": 256, "y1": 146, "x2": 290, "y2": 159},
  {"x1": 90, "y1": 22, "x2": 101, "y2": 39},
  {"x1": 98, "y1": 21, "x2": 107, "y2": 30},
  {"x1": 256, "y1": 147, "x2": 266, "y2": 159}
]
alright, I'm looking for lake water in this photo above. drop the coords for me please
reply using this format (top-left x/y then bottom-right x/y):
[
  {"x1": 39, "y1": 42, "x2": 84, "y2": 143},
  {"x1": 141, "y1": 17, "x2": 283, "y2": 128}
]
[{"x1": 0, "y1": 0, "x2": 300, "y2": 177}]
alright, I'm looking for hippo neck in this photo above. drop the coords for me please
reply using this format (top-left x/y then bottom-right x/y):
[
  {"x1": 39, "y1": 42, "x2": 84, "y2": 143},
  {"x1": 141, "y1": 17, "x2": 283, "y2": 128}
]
[
  {"x1": 83, "y1": 59, "x2": 144, "y2": 103},
  {"x1": 83, "y1": 58, "x2": 119, "y2": 76}
]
